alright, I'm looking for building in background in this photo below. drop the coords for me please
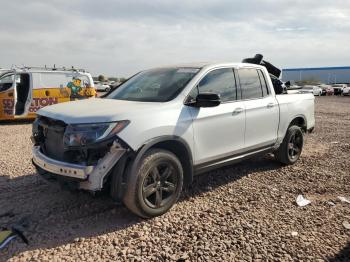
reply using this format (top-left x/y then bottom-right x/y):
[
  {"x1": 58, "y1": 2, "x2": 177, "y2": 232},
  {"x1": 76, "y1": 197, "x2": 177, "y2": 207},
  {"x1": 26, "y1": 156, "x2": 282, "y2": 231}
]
[{"x1": 282, "y1": 66, "x2": 350, "y2": 84}]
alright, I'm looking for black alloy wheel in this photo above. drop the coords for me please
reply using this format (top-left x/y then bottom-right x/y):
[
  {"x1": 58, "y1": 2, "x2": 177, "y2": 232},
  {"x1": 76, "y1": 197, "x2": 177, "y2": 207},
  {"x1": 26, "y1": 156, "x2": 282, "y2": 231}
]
[
  {"x1": 123, "y1": 149, "x2": 183, "y2": 218},
  {"x1": 142, "y1": 162, "x2": 178, "y2": 209},
  {"x1": 275, "y1": 125, "x2": 304, "y2": 165},
  {"x1": 288, "y1": 131, "x2": 303, "y2": 161}
]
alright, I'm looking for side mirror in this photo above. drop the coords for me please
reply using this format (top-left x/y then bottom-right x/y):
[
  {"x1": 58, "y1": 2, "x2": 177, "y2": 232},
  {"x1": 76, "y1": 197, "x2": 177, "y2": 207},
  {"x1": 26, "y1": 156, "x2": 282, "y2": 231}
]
[{"x1": 186, "y1": 92, "x2": 221, "y2": 107}]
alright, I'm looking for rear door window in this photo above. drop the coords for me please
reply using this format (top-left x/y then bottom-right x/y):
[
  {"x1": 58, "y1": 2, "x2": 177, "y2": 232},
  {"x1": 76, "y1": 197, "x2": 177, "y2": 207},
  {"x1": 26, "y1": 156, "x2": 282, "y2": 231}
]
[
  {"x1": 257, "y1": 70, "x2": 269, "y2": 96},
  {"x1": 238, "y1": 68, "x2": 263, "y2": 99}
]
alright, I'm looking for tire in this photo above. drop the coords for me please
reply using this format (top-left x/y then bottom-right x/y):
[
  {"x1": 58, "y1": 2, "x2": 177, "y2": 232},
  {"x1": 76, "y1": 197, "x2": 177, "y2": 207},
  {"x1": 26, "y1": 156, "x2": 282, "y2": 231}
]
[
  {"x1": 110, "y1": 156, "x2": 129, "y2": 203},
  {"x1": 123, "y1": 149, "x2": 183, "y2": 218},
  {"x1": 275, "y1": 125, "x2": 304, "y2": 165},
  {"x1": 105, "y1": 87, "x2": 110, "y2": 92}
]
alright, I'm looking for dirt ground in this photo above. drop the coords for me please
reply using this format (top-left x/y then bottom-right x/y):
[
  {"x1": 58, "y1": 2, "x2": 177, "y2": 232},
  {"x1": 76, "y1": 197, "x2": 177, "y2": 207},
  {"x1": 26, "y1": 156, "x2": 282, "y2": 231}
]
[{"x1": 0, "y1": 96, "x2": 349, "y2": 261}]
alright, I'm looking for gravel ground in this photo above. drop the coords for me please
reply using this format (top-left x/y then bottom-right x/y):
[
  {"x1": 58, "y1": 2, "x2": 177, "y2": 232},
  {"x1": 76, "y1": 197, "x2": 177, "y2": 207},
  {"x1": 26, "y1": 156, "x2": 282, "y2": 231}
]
[{"x1": 0, "y1": 96, "x2": 349, "y2": 261}]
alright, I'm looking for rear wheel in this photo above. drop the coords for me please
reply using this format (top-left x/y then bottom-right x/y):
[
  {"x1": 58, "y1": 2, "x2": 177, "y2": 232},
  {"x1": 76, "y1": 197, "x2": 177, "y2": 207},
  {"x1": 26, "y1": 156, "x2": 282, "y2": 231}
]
[
  {"x1": 123, "y1": 149, "x2": 183, "y2": 218},
  {"x1": 275, "y1": 125, "x2": 304, "y2": 165}
]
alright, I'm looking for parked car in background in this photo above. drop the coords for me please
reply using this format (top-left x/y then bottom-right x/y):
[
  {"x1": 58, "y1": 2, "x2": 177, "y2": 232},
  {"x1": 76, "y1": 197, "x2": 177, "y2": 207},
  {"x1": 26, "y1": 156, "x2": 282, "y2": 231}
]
[
  {"x1": 95, "y1": 82, "x2": 111, "y2": 92},
  {"x1": 32, "y1": 61, "x2": 315, "y2": 218},
  {"x1": 317, "y1": 84, "x2": 331, "y2": 96},
  {"x1": 332, "y1": 84, "x2": 347, "y2": 95},
  {"x1": 325, "y1": 86, "x2": 334, "y2": 95},
  {"x1": 342, "y1": 85, "x2": 350, "y2": 96},
  {"x1": 299, "y1": 85, "x2": 322, "y2": 96}
]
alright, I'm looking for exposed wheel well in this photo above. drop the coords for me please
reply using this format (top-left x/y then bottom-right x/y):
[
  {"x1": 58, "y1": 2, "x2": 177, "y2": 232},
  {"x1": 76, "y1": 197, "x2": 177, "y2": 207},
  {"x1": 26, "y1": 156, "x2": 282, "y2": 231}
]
[
  {"x1": 289, "y1": 116, "x2": 307, "y2": 132},
  {"x1": 148, "y1": 140, "x2": 193, "y2": 186}
]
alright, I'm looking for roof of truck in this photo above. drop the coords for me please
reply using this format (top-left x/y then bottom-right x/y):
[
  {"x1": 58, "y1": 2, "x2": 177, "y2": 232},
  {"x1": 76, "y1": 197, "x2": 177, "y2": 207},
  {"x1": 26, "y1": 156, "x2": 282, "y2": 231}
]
[{"x1": 155, "y1": 62, "x2": 264, "y2": 69}]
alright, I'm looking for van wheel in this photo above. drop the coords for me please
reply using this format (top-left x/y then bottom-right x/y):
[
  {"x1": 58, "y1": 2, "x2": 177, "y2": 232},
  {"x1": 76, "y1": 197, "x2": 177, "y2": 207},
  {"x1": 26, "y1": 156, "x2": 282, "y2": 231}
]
[
  {"x1": 275, "y1": 125, "x2": 304, "y2": 165},
  {"x1": 123, "y1": 149, "x2": 183, "y2": 218}
]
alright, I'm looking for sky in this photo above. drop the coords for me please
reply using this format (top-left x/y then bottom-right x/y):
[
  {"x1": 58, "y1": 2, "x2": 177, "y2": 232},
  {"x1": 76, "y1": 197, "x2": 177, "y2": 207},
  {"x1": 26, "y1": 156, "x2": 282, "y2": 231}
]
[{"x1": 0, "y1": 0, "x2": 350, "y2": 77}]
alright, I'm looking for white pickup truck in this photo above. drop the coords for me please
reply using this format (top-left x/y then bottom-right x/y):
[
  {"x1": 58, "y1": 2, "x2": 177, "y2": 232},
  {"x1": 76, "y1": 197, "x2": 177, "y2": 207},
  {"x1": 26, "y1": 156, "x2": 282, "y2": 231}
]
[{"x1": 31, "y1": 62, "x2": 315, "y2": 218}]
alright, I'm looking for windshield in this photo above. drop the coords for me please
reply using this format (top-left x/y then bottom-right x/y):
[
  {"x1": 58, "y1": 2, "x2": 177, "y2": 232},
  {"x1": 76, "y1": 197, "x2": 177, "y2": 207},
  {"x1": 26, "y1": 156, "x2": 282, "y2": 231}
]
[{"x1": 107, "y1": 67, "x2": 200, "y2": 102}]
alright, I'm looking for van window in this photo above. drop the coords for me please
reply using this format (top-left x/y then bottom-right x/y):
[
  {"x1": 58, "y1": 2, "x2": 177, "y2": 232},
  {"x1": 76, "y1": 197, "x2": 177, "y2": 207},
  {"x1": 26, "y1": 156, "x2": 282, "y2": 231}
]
[
  {"x1": 195, "y1": 68, "x2": 237, "y2": 102},
  {"x1": 0, "y1": 74, "x2": 19, "y2": 92},
  {"x1": 238, "y1": 68, "x2": 263, "y2": 99}
]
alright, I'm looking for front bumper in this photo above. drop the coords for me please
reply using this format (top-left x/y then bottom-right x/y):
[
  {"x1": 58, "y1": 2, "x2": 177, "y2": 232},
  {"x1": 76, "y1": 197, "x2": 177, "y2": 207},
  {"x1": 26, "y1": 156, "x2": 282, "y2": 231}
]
[
  {"x1": 32, "y1": 141, "x2": 126, "y2": 191},
  {"x1": 32, "y1": 146, "x2": 94, "y2": 179}
]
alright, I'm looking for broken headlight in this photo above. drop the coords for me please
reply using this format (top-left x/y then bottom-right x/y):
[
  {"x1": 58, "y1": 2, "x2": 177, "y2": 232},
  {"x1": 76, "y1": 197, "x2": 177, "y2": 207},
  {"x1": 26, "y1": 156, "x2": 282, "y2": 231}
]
[{"x1": 63, "y1": 121, "x2": 129, "y2": 147}]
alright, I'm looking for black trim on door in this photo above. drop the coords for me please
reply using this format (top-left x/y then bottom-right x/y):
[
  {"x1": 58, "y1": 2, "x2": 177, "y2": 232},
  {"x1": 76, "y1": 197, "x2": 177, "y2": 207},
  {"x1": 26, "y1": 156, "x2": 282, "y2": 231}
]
[
  {"x1": 233, "y1": 68, "x2": 242, "y2": 100},
  {"x1": 193, "y1": 144, "x2": 274, "y2": 175}
]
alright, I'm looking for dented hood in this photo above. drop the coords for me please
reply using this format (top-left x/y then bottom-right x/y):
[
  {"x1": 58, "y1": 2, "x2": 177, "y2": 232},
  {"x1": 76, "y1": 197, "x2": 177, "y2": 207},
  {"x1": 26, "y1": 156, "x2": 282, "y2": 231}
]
[{"x1": 37, "y1": 98, "x2": 164, "y2": 124}]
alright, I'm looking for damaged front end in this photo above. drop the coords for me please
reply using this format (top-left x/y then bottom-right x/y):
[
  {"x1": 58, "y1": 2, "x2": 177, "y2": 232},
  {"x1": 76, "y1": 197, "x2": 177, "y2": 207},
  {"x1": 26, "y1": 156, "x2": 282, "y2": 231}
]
[{"x1": 31, "y1": 116, "x2": 131, "y2": 191}]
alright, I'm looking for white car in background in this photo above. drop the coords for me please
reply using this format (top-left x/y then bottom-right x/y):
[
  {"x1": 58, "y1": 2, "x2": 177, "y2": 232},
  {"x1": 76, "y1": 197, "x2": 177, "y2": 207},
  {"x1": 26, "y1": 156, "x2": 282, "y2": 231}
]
[
  {"x1": 332, "y1": 84, "x2": 347, "y2": 95},
  {"x1": 342, "y1": 85, "x2": 350, "y2": 96},
  {"x1": 95, "y1": 82, "x2": 111, "y2": 92},
  {"x1": 299, "y1": 85, "x2": 322, "y2": 96}
]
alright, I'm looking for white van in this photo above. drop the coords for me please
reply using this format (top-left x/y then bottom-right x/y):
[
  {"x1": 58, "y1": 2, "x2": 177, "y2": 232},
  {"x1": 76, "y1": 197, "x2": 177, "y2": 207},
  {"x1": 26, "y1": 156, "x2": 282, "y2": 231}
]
[{"x1": 0, "y1": 67, "x2": 96, "y2": 121}]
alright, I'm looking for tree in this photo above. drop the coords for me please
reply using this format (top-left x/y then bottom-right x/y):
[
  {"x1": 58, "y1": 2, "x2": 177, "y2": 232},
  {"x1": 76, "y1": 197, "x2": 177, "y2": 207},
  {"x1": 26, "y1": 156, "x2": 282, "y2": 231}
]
[{"x1": 98, "y1": 75, "x2": 107, "y2": 82}]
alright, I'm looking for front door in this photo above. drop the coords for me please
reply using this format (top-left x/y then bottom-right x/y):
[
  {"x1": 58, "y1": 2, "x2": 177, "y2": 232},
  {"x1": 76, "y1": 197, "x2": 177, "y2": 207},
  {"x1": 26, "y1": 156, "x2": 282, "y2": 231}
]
[
  {"x1": 187, "y1": 68, "x2": 246, "y2": 166},
  {"x1": 0, "y1": 72, "x2": 16, "y2": 119},
  {"x1": 14, "y1": 73, "x2": 32, "y2": 117}
]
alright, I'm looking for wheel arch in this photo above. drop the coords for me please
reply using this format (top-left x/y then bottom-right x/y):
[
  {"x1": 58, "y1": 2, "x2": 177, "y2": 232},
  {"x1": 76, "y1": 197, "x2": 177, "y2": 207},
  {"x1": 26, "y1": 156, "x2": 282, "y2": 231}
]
[
  {"x1": 130, "y1": 136, "x2": 194, "y2": 187},
  {"x1": 289, "y1": 115, "x2": 307, "y2": 132}
]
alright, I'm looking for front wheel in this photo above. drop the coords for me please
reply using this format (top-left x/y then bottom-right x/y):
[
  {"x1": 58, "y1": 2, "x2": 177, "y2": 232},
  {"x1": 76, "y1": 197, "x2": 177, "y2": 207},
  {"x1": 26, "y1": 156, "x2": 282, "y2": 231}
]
[
  {"x1": 275, "y1": 125, "x2": 304, "y2": 165},
  {"x1": 123, "y1": 149, "x2": 183, "y2": 218}
]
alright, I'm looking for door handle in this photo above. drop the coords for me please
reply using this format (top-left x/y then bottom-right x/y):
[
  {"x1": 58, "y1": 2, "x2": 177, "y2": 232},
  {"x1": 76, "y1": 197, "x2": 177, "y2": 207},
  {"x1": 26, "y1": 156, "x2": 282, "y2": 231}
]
[
  {"x1": 267, "y1": 103, "x2": 275, "y2": 108},
  {"x1": 8, "y1": 92, "x2": 13, "y2": 97},
  {"x1": 232, "y1": 107, "x2": 244, "y2": 115}
]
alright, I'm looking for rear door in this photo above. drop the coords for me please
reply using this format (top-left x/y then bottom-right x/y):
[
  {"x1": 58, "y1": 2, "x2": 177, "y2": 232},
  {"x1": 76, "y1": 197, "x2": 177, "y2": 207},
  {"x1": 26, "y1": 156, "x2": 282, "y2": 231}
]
[
  {"x1": 237, "y1": 68, "x2": 279, "y2": 149},
  {"x1": 187, "y1": 67, "x2": 246, "y2": 166}
]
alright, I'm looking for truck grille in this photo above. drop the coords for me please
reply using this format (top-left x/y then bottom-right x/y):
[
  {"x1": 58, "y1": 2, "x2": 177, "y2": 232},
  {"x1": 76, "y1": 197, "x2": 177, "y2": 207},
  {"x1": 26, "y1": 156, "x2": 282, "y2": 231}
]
[{"x1": 37, "y1": 116, "x2": 67, "y2": 161}]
